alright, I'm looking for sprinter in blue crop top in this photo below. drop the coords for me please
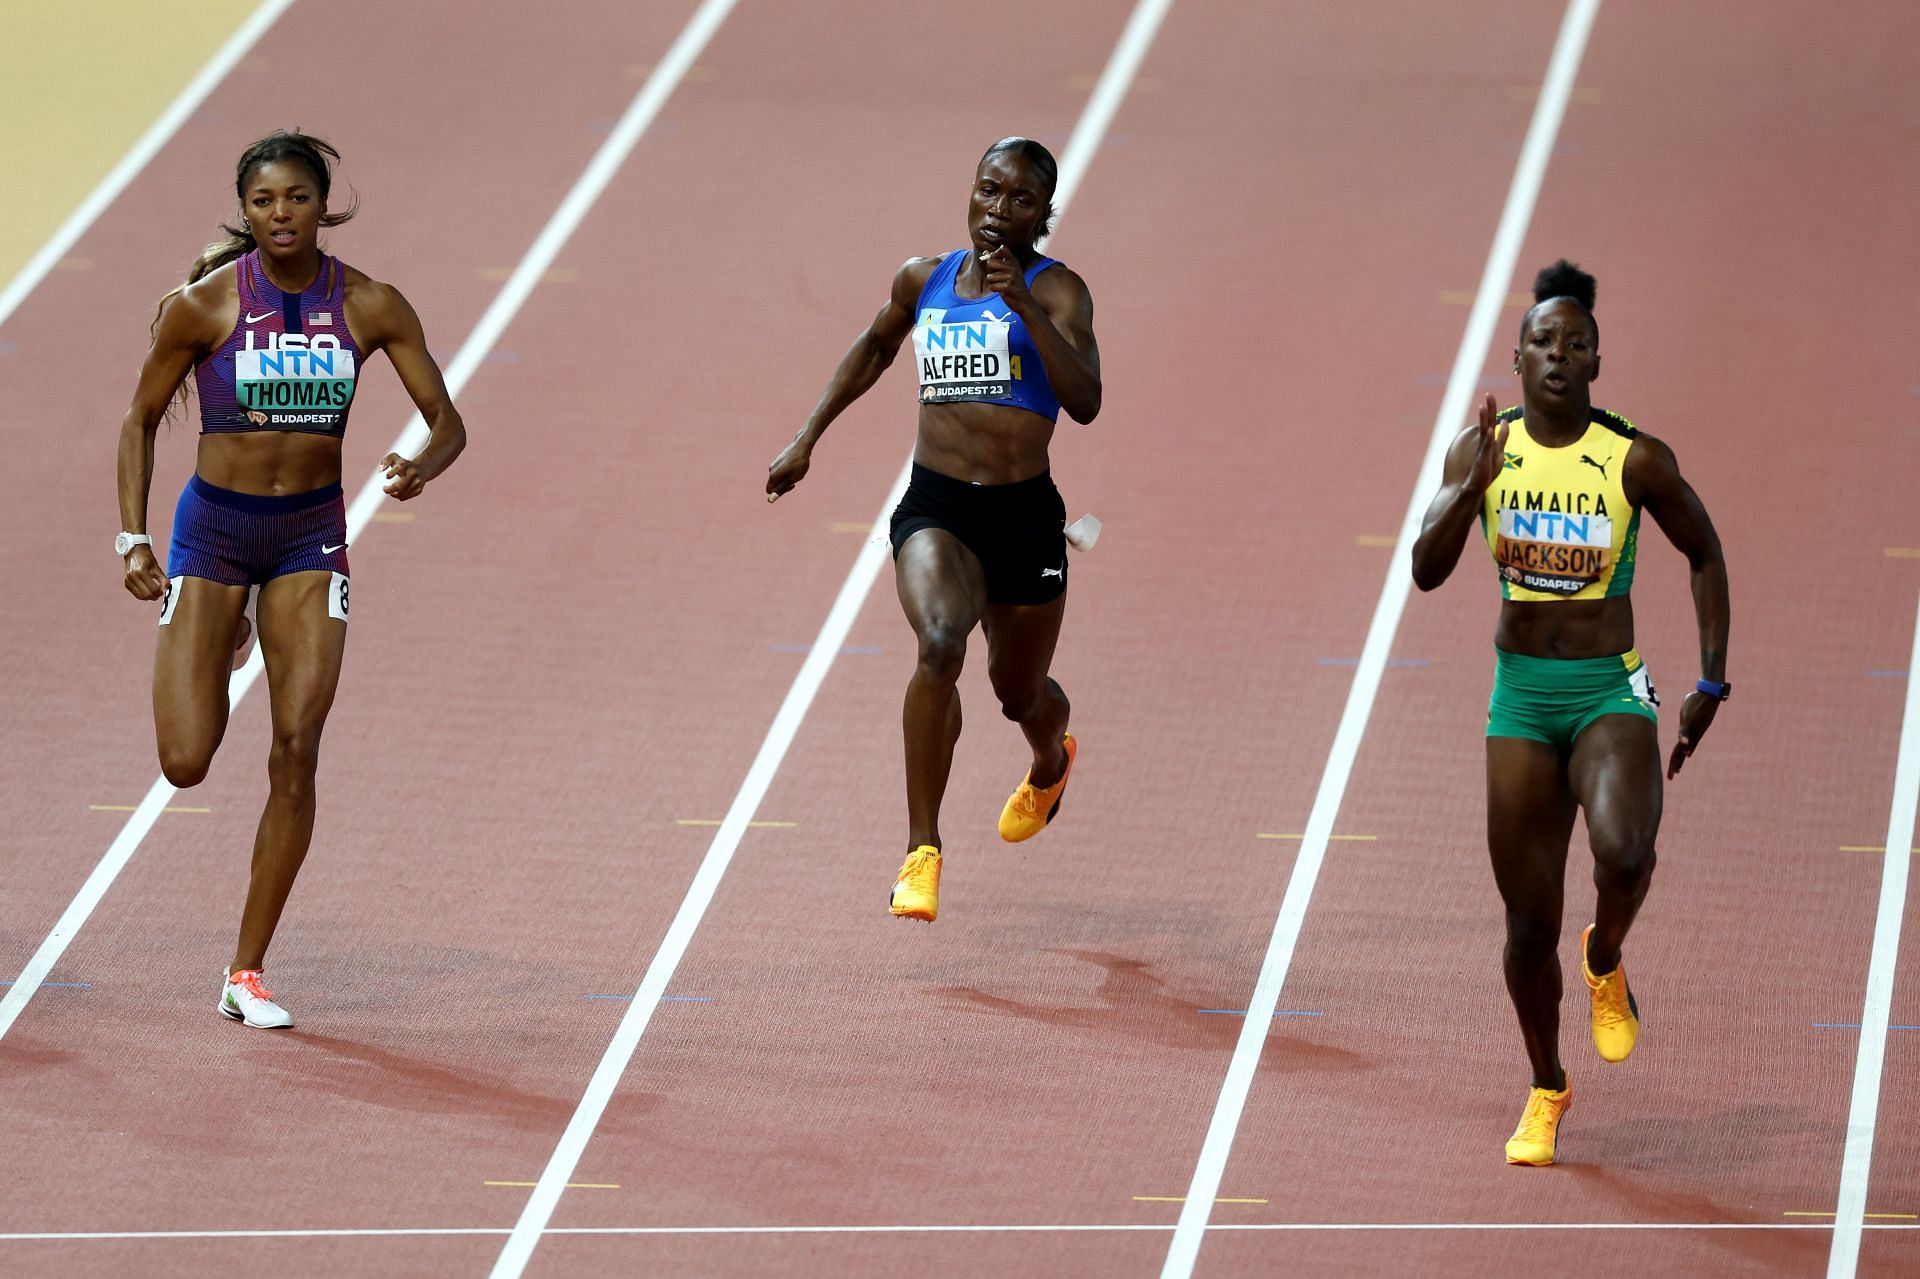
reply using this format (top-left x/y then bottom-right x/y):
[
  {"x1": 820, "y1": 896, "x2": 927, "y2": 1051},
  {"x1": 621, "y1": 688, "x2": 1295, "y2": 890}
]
[{"x1": 766, "y1": 137, "x2": 1102, "y2": 925}]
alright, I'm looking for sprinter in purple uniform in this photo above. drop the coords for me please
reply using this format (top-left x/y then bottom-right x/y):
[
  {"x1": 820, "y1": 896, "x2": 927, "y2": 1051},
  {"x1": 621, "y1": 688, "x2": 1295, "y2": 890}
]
[
  {"x1": 766, "y1": 138, "x2": 1101, "y2": 923},
  {"x1": 114, "y1": 131, "x2": 465, "y2": 1027}
]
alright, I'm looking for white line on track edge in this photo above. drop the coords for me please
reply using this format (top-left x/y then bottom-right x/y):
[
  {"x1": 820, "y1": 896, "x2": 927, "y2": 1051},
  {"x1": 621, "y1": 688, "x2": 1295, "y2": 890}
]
[
  {"x1": 0, "y1": 0, "x2": 735, "y2": 1044},
  {"x1": 1827, "y1": 589, "x2": 1920, "y2": 1275},
  {"x1": 486, "y1": 2, "x2": 1174, "y2": 1275},
  {"x1": 0, "y1": 0, "x2": 294, "y2": 331},
  {"x1": 1157, "y1": 2, "x2": 1601, "y2": 1275}
]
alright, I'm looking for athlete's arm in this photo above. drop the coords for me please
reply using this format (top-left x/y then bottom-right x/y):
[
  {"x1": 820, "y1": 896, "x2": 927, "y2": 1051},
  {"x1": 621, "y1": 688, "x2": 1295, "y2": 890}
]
[
  {"x1": 350, "y1": 280, "x2": 465, "y2": 501},
  {"x1": 1411, "y1": 394, "x2": 1507, "y2": 592},
  {"x1": 115, "y1": 284, "x2": 224, "y2": 601},
  {"x1": 981, "y1": 248, "x2": 1100, "y2": 423},
  {"x1": 766, "y1": 256, "x2": 935, "y2": 500},
  {"x1": 1626, "y1": 434, "x2": 1729, "y2": 778}
]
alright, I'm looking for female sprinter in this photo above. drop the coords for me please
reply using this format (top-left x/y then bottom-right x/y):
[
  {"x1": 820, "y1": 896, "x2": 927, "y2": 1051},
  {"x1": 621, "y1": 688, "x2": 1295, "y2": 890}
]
[
  {"x1": 1411, "y1": 260, "x2": 1729, "y2": 1165},
  {"x1": 115, "y1": 131, "x2": 465, "y2": 1027},
  {"x1": 765, "y1": 137, "x2": 1101, "y2": 923}
]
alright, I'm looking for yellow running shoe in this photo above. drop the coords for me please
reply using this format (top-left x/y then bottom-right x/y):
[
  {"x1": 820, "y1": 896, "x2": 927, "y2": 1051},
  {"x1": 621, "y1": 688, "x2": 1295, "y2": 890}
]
[
  {"x1": 1504, "y1": 1077, "x2": 1571, "y2": 1166},
  {"x1": 890, "y1": 846, "x2": 942, "y2": 921},
  {"x1": 1581, "y1": 923, "x2": 1640, "y2": 1063},
  {"x1": 998, "y1": 732, "x2": 1076, "y2": 843}
]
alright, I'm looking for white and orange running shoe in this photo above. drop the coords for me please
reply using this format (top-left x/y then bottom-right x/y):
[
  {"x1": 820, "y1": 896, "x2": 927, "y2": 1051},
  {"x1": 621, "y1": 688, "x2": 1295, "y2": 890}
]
[{"x1": 219, "y1": 967, "x2": 293, "y2": 1029}]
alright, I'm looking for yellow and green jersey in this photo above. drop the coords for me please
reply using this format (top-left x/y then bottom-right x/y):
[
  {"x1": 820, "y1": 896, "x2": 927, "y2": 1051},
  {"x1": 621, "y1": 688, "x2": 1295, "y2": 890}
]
[{"x1": 1481, "y1": 406, "x2": 1641, "y2": 602}]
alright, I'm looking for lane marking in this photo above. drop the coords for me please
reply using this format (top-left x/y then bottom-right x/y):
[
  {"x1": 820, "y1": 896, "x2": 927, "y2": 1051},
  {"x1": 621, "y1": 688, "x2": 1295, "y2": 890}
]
[
  {"x1": 1196, "y1": 1009, "x2": 1321, "y2": 1017},
  {"x1": 1355, "y1": 534, "x2": 1398, "y2": 547},
  {"x1": 89, "y1": 805, "x2": 210, "y2": 814},
  {"x1": 673, "y1": 819, "x2": 795, "y2": 827},
  {"x1": 1830, "y1": 566, "x2": 1920, "y2": 1277},
  {"x1": 0, "y1": 981, "x2": 90, "y2": 990},
  {"x1": 1135, "y1": 1197, "x2": 1268, "y2": 1205},
  {"x1": 1883, "y1": 548, "x2": 1920, "y2": 558},
  {"x1": 485, "y1": 1182, "x2": 618, "y2": 1190},
  {"x1": 1813, "y1": 1023, "x2": 1920, "y2": 1031},
  {"x1": 1159, "y1": 5, "x2": 1600, "y2": 1275},
  {"x1": 830, "y1": 521, "x2": 872, "y2": 534},
  {"x1": 1838, "y1": 846, "x2": 1916, "y2": 854},
  {"x1": 0, "y1": 0, "x2": 723, "y2": 1048},
  {"x1": 0, "y1": 0, "x2": 292, "y2": 331},
  {"x1": 1791, "y1": 1211, "x2": 1918, "y2": 1220},
  {"x1": 583, "y1": 994, "x2": 711, "y2": 1003},
  {"x1": 1256, "y1": 833, "x2": 1375, "y2": 841},
  {"x1": 487, "y1": 4, "x2": 1172, "y2": 1276},
  {"x1": 1316, "y1": 657, "x2": 1429, "y2": 667},
  {"x1": 5, "y1": 1221, "x2": 1916, "y2": 1243}
]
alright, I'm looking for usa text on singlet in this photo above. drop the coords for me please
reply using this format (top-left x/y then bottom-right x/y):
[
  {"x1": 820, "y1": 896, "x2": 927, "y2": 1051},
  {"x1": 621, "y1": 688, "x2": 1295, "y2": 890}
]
[{"x1": 195, "y1": 251, "x2": 361, "y2": 437}]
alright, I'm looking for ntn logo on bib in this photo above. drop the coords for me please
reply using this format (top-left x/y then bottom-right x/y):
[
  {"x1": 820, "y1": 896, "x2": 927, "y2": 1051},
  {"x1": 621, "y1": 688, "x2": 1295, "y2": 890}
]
[
  {"x1": 234, "y1": 336, "x2": 356, "y2": 415},
  {"x1": 1493, "y1": 507, "x2": 1613, "y2": 595},
  {"x1": 915, "y1": 317, "x2": 1013, "y2": 402}
]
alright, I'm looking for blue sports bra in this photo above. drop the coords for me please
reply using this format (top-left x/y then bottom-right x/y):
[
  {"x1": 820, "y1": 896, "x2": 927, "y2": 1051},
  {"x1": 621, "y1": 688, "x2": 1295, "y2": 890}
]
[{"x1": 910, "y1": 249, "x2": 1063, "y2": 423}]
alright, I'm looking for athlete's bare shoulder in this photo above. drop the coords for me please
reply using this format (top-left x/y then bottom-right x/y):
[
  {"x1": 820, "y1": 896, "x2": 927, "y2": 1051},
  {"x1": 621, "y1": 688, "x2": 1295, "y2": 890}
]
[
  {"x1": 157, "y1": 261, "x2": 238, "y2": 351},
  {"x1": 340, "y1": 264, "x2": 420, "y2": 349},
  {"x1": 890, "y1": 254, "x2": 944, "y2": 306}
]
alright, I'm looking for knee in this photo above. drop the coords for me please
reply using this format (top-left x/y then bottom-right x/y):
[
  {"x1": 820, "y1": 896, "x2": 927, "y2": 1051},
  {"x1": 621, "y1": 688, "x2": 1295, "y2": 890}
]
[
  {"x1": 1592, "y1": 831, "x2": 1657, "y2": 896},
  {"x1": 1503, "y1": 911, "x2": 1561, "y2": 965},
  {"x1": 915, "y1": 624, "x2": 967, "y2": 684},
  {"x1": 159, "y1": 745, "x2": 213, "y2": 790},
  {"x1": 995, "y1": 681, "x2": 1040, "y2": 723},
  {"x1": 267, "y1": 730, "x2": 322, "y2": 792}
]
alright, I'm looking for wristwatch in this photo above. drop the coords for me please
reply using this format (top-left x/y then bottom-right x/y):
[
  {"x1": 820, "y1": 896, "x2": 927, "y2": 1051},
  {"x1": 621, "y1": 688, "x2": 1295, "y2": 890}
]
[
  {"x1": 115, "y1": 532, "x2": 152, "y2": 557},
  {"x1": 1695, "y1": 678, "x2": 1732, "y2": 702}
]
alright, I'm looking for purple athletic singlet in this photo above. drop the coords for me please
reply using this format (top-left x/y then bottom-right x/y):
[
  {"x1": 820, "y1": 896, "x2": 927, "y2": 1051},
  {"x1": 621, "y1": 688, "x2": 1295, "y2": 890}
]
[{"x1": 195, "y1": 251, "x2": 361, "y2": 437}]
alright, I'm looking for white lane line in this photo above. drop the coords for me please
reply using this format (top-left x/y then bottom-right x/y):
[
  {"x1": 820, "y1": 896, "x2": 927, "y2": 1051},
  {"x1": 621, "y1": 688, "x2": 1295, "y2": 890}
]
[
  {"x1": 0, "y1": 0, "x2": 294, "y2": 331},
  {"x1": 1157, "y1": 2, "x2": 1601, "y2": 1276},
  {"x1": 3, "y1": 1221, "x2": 1911, "y2": 1243},
  {"x1": 0, "y1": 0, "x2": 731, "y2": 1045},
  {"x1": 1828, "y1": 585, "x2": 1920, "y2": 1278},
  {"x1": 485, "y1": 3, "x2": 1174, "y2": 1276}
]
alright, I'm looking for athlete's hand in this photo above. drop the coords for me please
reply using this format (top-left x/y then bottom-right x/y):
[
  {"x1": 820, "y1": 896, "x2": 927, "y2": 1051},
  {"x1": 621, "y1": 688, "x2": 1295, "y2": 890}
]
[
  {"x1": 1467, "y1": 393, "x2": 1509, "y2": 494},
  {"x1": 381, "y1": 453, "x2": 425, "y2": 501},
  {"x1": 1666, "y1": 691, "x2": 1720, "y2": 779},
  {"x1": 980, "y1": 246, "x2": 1034, "y2": 314},
  {"x1": 123, "y1": 544, "x2": 168, "y2": 601},
  {"x1": 766, "y1": 438, "x2": 812, "y2": 502}
]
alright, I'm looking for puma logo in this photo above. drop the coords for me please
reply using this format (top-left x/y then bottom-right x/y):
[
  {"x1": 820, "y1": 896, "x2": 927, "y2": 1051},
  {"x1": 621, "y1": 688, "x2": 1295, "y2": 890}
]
[
  {"x1": 1579, "y1": 454, "x2": 1611, "y2": 480},
  {"x1": 1040, "y1": 564, "x2": 1065, "y2": 580}
]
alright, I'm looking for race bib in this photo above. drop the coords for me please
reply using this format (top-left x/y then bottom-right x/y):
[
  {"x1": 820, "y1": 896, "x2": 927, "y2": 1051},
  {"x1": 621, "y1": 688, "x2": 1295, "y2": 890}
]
[
  {"x1": 1493, "y1": 508, "x2": 1613, "y2": 596},
  {"x1": 234, "y1": 332, "x2": 356, "y2": 429},
  {"x1": 914, "y1": 312, "x2": 1012, "y2": 403}
]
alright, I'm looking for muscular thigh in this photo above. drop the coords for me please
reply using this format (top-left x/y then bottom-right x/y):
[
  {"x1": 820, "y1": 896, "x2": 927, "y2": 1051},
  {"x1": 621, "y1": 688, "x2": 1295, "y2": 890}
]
[
  {"x1": 982, "y1": 596, "x2": 1065, "y2": 696},
  {"x1": 154, "y1": 577, "x2": 249, "y2": 733},
  {"x1": 257, "y1": 571, "x2": 348, "y2": 729},
  {"x1": 894, "y1": 528, "x2": 987, "y2": 638},
  {"x1": 1568, "y1": 714, "x2": 1663, "y2": 850},
  {"x1": 1486, "y1": 736, "x2": 1578, "y2": 913}
]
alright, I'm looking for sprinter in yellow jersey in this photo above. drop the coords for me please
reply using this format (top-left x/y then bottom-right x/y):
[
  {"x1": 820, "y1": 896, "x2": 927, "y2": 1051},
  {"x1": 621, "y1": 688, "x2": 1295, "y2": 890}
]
[{"x1": 1412, "y1": 260, "x2": 1730, "y2": 1167}]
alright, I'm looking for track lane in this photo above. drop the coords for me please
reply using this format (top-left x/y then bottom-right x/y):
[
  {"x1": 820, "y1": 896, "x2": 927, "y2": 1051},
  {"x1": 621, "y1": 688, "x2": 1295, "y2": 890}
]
[{"x1": 1202, "y1": 2, "x2": 1920, "y2": 1275}]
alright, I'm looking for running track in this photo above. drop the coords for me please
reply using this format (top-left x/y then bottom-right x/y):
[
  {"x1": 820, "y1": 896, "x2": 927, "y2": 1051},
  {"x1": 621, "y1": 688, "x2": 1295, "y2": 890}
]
[{"x1": 1, "y1": 2, "x2": 1915, "y2": 1276}]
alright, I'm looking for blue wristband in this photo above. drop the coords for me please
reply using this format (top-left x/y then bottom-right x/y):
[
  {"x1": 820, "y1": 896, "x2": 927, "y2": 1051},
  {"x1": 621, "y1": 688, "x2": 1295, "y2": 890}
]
[{"x1": 1695, "y1": 678, "x2": 1731, "y2": 702}]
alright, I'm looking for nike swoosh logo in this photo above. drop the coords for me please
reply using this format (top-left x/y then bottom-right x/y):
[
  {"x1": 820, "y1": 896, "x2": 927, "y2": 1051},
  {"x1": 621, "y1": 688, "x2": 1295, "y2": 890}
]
[
  {"x1": 244, "y1": 310, "x2": 276, "y2": 324},
  {"x1": 322, "y1": 543, "x2": 346, "y2": 554}
]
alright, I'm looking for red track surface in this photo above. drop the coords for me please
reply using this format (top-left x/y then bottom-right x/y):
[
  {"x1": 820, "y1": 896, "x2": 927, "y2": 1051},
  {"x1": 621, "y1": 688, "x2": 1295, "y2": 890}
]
[{"x1": 1, "y1": 2, "x2": 1915, "y2": 1276}]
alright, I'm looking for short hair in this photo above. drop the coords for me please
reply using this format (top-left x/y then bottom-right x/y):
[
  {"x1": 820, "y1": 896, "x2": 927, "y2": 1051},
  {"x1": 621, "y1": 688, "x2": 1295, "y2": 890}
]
[{"x1": 1519, "y1": 258, "x2": 1598, "y2": 345}]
